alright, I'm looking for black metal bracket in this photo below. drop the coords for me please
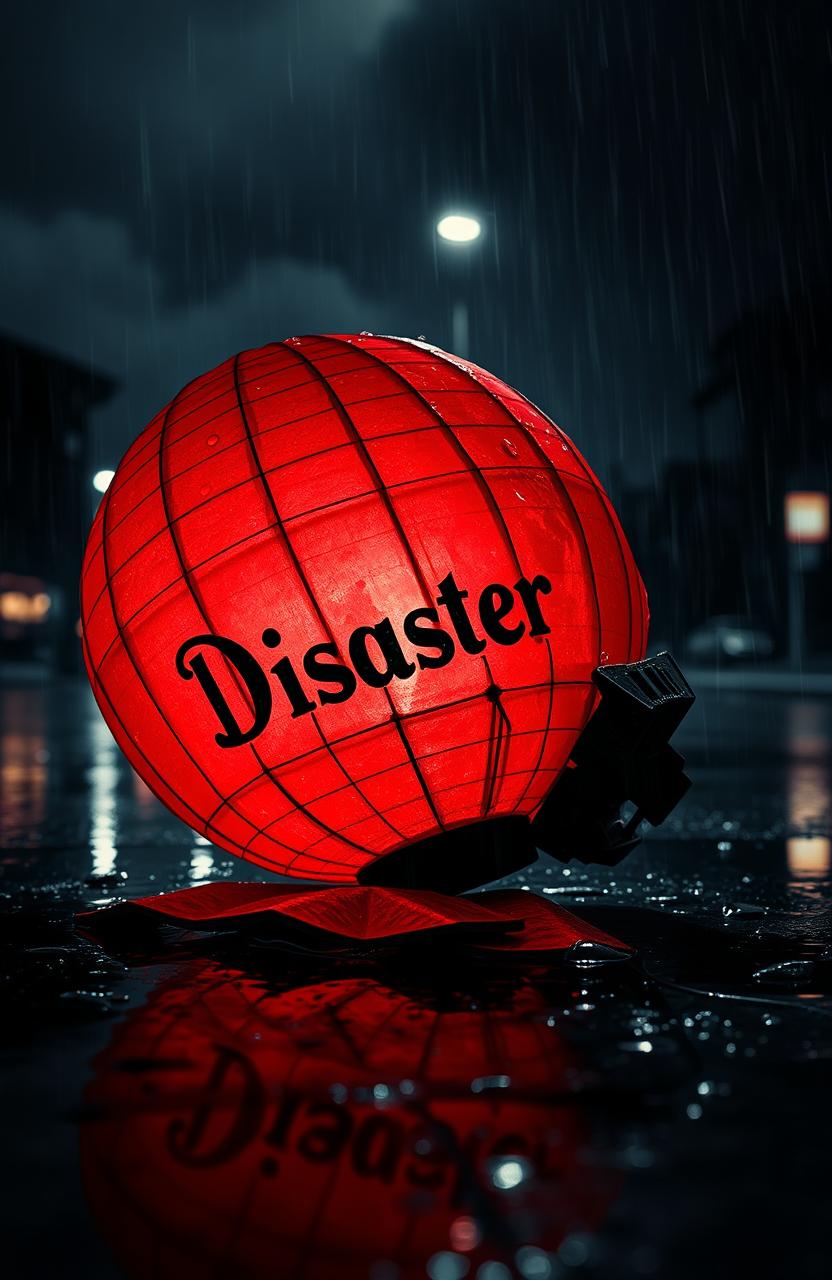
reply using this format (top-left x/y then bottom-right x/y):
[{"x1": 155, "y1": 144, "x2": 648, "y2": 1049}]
[{"x1": 531, "y1": 651, "x2": 695, "y2": 866}]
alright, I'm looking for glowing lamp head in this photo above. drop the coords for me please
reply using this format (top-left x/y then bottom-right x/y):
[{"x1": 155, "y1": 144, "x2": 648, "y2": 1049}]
[
  {"x1": 93, "y1": 469, "x2": 116, "y2": 494},
  {"x1": 80, "y1": 335, "x2": 647, "y2": 884},
  {"x1": 784, "y1": 490, "x2": 829, "y2": 544},
  {"x1": 436, "y1": 213, "x2": 482, "y2": 243}
]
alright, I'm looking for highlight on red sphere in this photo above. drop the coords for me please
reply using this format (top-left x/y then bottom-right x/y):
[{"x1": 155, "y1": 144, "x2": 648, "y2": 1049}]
[{"x1": 80, "y1": 334, "x2": 648, "y2": 881}]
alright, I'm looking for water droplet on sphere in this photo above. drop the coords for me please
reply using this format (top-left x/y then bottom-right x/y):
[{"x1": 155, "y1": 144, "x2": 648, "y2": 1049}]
[{"x1": 502, "y1": 438, "x2": 518, "y2": 457}]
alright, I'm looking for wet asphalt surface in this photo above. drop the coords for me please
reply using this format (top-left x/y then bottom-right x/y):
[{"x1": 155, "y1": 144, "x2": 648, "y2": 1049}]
[{"x1": 1, "y1": 673, "x2": 831, "y2": 1280}]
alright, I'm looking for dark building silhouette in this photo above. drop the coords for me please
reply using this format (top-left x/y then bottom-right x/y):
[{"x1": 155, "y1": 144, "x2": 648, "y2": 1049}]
[
  {"x1": 693, "y1": 291, "x2": 832, "y2": 652},
  {"x1": 616, "y1": 460, "x2": 752, "y2": 649},
  {"x1": 618, "y1": 290, "x2": 832, "y2": 655},
  {"x1": 1, "y1": 334, "x2": 117, "y2": 669},
  {"x1": 694, "y1": 291, "x2": 832, "y2": 492}
]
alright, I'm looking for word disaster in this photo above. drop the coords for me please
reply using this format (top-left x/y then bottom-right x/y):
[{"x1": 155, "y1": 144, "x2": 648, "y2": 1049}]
[{"x1": 175, "y1": 570, "x2": 553, "y2": 747}]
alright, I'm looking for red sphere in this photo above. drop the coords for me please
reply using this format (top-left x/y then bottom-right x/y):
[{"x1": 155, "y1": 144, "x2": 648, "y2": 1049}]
[{"x1": 80, "y1": 335, "x2": 647, "y2": 881}]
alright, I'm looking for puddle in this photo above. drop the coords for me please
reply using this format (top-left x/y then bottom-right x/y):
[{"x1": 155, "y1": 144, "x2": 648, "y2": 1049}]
[{"x1": 2, "y1": 678, "x2": 831, "y2": 1278}]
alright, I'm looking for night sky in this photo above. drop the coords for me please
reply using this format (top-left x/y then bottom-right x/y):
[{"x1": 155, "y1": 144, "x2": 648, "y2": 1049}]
[{"x1": 2, "y1": 0, "x2": 831, "y2": 485}]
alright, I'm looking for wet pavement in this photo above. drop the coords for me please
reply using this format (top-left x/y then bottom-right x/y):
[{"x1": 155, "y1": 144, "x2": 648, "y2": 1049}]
[{"x1": 2, "y1": 672, "x2": 831, "y2": 1280}]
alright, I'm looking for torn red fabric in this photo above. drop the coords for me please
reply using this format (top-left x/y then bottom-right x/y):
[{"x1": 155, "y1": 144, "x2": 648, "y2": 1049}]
[
  {"x1": 474, "y1": 890, "x2": 631, "y2": 957},
  {"x1": 78, "y1": 883, "x2": 520, "y2": 944},
  {"x1": 77, "y1": 882, "x2": 631, "y2": 958}
]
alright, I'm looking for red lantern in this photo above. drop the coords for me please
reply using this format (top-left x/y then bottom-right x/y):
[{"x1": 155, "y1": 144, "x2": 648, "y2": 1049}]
[
  {"x1": 81, "y1": 961, "x2": 618, "y2": 1278},
  {"x1": 80, "y1": 335, "x2": 647, "y2": 883}
]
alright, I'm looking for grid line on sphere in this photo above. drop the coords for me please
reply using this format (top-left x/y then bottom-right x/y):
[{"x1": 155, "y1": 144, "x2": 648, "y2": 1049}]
[
  {"x1": 241, "y1": 843, "x2": 358, "y2": 879},
  {"x1": 310, "y1": 707, "x2": 408, "y2": 845},
  {"x1": 83, "y1": 458, "x2": 609, "y2": 638},
  {"x1": 109, "y1": 346, "x2": 415, "y2": 508},
  {"x1": 108, "y1": 358, "x2": 241, "y2": 494},
  {"x1": 242, "y1": 815, "x2": 374, "y2": 873},
  {"x1": 479, "y1": 362, "x2": 642, "y2": 661},
  {"x1": 336, "y1": 993, "x2": 415, "y2": 1067},
  {"x1": 205, "y1": 676, "x2": 590, "y2": 824},
  {"x1": 81, "y1": 630, "x2": 262, "y2": 862},
  {"x1": 297, "y1": 1147, "x2": 348, "y2": 1268},
  {"x1": 272, "y1": 706, "x2": 440, "y2": 875},
  {"x1": 383, "y1": 337, "x2": 603, "y2": 654},
  {"x1": 305, "y1": 760, "x2": 561, "y2": 845},
  {"x1": 388, "y1": 335, "x2": 626, "y2": 810},
  {"x1": 155, "y1": 357, "x2": 379, "y2": 860},
  {"x1": 412, "y1": 1004, "x2": 445, "y2": 1080},
  {"x1": 213, "y1": 714, "x2": 575, "y2": 827},
  {"x1": 278, "y1": 705, "x2": 443, "y2": 874},
  {"x1": 466, "y1": 372, "x2": 646, "y2": 799},
  {"x1": 596, "y1": 483, "x2": 648, "y2": 655},
  {"x1": 235, "y1": 344, "x2": 441, "y2": 845},
  {"x1": 104, "y1": 401, "x2": 458, "y2": 548},
  {"x1": 479, "y1": 651, "x2": 513, "y2": 816},
  {"x1": 274, "y1": 338, "x2": 447, "y2": 840},
  {"x1": 104, "y1": 390, "x2": 329, "y2": 537},
  {"x1": 85, "y1": 412, "x2": 396, "y2": 603},
  {"x1": 231, "y1": 1146, "x2": 273, "y2": 1248},
  {"x1": 321, "y1": 336, "x2": 527, "y2": 581},
  {"x1": 552, "y1": 444, "x2": 636, "y2": 661},
  {"x1": 90, "y1": 489, "x2": 594, "y2": 811},
  {"x1": 94, "y1": 412, "x2": 558, "y2": 579},
  {"x1": 106, "y1": 357, "x2": 347, "y2": 506},
  {"x1": 203, "y1": 717, "x2": 408, "y2": 830},
  {"x1": 482, "y1": 692, "x2": 509, "y2": 815},
  {"x1": 319, "y1": 334, "x2": 530, "y2": 823},
  {"x1": 243, "y1": 706, "x2": 573, "y2": 859},
  {"x1": 95, "y1": 446, "x2": 293, "y2": 865},
  {"x1": 387, "y1": 337, "x2": 592, "y2": 817},
  {"x1": 376, "y1": 336, "x2": 607, "y2": 814},
  {"x1": 510, "y1": 636, "x2": 557, "y2": 813},
  {"x1": 322, "y1": 334, "x2": 535, "y2": 825},
  {"x1": 279, "y1": 341, "x2": 438, "y2": 609}
]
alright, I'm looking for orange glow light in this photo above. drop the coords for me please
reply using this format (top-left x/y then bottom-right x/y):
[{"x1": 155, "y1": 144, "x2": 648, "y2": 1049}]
[
  {"x1": 0, "y1": 590, "x2": 51, "y2": 623},
  {"x1": 784, "y1": 491, "x2": 830, "y2": 544}
]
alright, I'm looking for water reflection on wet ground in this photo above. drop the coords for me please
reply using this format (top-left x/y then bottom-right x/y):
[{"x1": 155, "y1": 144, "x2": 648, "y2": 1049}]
[{"x1": 1, "y1": 674, "x2": 831, "y2": 1279}]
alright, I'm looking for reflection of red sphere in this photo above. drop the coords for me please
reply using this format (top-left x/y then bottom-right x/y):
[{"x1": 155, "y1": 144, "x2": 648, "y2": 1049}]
[
  {"x1": 81, "y1": 963, "x2": 618, "y2": 1279},
  {"x1": 81, "y1": 335, "x2": 646, "y2": 881}
]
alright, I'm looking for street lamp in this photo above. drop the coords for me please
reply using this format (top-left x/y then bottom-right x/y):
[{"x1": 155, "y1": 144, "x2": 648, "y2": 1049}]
[
  {"x1": 784, "y1": 490, "x2": 829, "y2": 669},
  {"x1": 435, "y1": 211, "x2": 483, "y2": 356},
  {"x1": 436, "y1": 214, "x2": 482, "y2": 244},
  {"x1": 93, "y1": 469, "x2": 115, "y2": 494}
]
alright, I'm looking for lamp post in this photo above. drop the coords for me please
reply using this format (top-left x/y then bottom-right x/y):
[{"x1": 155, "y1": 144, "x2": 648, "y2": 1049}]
[
  {"x1": 435, "y1": 213, "x2": 482, "y2": 357},
  {"x1": 784, "y1": 490, "x2": 829, "y2": 669}
]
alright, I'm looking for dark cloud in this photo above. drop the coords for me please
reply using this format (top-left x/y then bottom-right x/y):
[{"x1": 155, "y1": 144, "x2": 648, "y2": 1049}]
[
  {"x1": 0, "y1": 205, "x2": 399, "y2": 467},
  {"x1": 2, "y1": 1, "x2": 831, "y2": 479}
]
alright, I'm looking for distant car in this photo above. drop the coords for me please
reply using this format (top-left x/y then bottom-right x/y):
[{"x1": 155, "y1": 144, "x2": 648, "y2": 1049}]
[
  {"x1": 685, "y1": 615, "x2": 775, "y2": 664},
  {"x1": 0, "y1": 572, "x2": 58, "y2": 664}
]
